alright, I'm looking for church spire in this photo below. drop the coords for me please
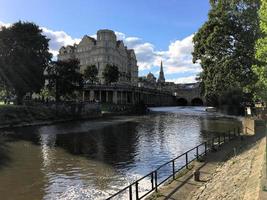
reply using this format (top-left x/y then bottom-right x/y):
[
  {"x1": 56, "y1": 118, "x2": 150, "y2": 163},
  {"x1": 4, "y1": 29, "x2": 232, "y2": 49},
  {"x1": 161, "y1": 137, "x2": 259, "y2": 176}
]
[{"x1": 158, "y1": 60, "x2": 165, "y2": 83}]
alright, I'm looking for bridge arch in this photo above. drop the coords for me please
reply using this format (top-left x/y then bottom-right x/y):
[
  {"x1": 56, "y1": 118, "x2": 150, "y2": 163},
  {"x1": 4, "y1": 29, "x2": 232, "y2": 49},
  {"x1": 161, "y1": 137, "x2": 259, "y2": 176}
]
[
  {"x1": 176, "y1": 98, "x2": 188, "y2": 106},
  {"x1": 191, "y1": 98, "x2": 204, "y2": 106}
]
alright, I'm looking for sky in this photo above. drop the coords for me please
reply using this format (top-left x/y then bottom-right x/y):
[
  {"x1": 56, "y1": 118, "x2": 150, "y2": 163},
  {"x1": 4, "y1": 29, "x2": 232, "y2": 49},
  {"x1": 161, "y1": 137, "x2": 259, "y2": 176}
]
[{"x1": 0, "y1": 0, "x2": 210, "y2": 83}]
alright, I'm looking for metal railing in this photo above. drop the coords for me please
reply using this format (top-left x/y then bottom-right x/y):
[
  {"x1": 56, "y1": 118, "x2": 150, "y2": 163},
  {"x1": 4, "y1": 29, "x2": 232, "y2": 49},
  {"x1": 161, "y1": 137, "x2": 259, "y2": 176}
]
[{"x1": 107, "y1": 127, "x2": 240, "y2": 200}]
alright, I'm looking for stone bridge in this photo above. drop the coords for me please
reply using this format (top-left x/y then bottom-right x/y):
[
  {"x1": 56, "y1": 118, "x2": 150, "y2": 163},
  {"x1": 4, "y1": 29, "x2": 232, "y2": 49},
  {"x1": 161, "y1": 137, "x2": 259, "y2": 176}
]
[
  {"x1": 82, "y1": 83, "x2": 204, "y2": 106},
  {"x1": 83, "y1": 84, "x2": 177, "y2": 106},
  {"x1": 174, "y1": 83, "x2": 205, "y2": 106}
]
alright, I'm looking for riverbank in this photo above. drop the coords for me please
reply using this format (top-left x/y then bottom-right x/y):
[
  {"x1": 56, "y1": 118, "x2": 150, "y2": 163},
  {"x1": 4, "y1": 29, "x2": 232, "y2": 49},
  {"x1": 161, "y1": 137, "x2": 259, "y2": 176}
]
[
  {"x1": 0, "y1": 101, "x2": 151, "y2": 129},
  {"x1": 0, "y1": 103, "x2": 149, "y2": 129},
  {"x1": 0, "y1": 104, "x2": 102, "y2": 129},
  {"x1": 147, "y1": 122, "x2": 266, "y2": 200}
]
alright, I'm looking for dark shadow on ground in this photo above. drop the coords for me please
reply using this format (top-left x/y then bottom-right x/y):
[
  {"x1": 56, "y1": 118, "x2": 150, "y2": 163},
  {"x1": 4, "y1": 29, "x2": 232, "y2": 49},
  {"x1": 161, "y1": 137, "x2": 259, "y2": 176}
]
[{"x1": 0, "y1": 134, "x2": 11, "y2": 169}]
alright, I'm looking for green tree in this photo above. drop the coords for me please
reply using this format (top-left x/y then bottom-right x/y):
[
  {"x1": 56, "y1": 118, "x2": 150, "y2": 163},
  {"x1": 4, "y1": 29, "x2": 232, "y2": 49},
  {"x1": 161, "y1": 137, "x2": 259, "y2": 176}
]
[
  {"x1": 46, "y1": 59, "x2": 83, "y2": 101},
  {"x1": 0, "y1": 21, "x2": 52, "y2": 104},
  {"x1": 102, "y1": 64, "x2": 119, "y2": 84},
  {"x1": 0, "y1": 80, "x2": 5, "y2": 102},
  {"x1": 84, "y1": 65, "x2": 98, "y2": 84},
  {"x1": 253, "y1": 0, "x2": 267, "y2": 102},
  {"x1": 192, "y1": 0, "x2": 260, "y2": 107}
]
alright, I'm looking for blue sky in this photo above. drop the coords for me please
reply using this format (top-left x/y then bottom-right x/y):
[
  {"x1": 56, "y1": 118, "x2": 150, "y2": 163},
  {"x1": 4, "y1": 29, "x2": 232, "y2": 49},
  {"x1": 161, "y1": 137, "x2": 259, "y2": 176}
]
[{"x1": 0, "y1": 0, "x2": 210, "y2": 83}]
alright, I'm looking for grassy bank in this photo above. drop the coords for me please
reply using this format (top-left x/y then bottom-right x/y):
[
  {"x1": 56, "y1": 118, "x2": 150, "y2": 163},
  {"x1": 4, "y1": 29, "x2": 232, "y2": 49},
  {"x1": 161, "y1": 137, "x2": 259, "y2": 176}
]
[
  {"x1": 0, "y1": 105, "x2": 57, "y2": 127},
  {"x1": 0, "y1": 102, "x2": 146, "y2": 128}
]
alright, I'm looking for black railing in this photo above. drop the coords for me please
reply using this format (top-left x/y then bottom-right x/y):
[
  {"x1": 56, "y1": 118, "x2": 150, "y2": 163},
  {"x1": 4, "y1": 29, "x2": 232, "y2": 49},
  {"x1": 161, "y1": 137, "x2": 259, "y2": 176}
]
[{"x1": 106, "y1": 127, "x2": 241, "y2": 200}]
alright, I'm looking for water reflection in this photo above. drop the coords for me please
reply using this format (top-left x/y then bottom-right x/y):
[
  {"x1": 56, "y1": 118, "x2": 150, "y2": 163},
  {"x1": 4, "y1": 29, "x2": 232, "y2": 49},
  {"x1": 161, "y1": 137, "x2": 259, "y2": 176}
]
[
  {"x1": 54, "y1": 123, "x2": 139, "y2": 166},
  {"x1": 0, "y1": 107, "x2": 242, "y2": 200}
]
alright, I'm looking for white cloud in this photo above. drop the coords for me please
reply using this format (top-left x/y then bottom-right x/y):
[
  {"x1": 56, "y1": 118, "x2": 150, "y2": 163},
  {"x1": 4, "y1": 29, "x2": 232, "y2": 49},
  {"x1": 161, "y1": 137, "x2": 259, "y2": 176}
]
[
  {"x1": 0, "y1": 21, "x2": 11, "y2": 30},
  {"x1": 114, "y1": 31, "x2": 126, "y2": 40},
  {"x1": 167, "y1": 75, "x2": 197, "y2": 84},
  {"x1": 162, "y1": 35, "x2": 202, "y2": 75},
  {"x1": 114, "y1": 32, "x2": 201, "y2": 78},
  {"x1": 0, "y1": 21, "x2": 201, "y2": 83},
  {"x1": 0, "y1": 21, "x2": 81, "y2": 58},
  {"x1": 125, "y1": 37, "x2": 143, "y2": 48},
  {"x1": 41, "y1": 27, "x2": 81, "y2": 58}
]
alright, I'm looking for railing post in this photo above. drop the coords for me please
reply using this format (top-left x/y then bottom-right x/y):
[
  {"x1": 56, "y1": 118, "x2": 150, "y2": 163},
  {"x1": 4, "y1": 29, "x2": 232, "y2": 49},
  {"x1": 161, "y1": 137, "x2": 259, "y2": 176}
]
[
  {"x1": 107, "y1": 129, "x2": 247, "y2": 200},
  {"x1": 151, "y1": 172, "x2": 154, "y2": 189},
  {"x1": 129, "y1": 185, "x2": 133, "y2": 200},
  {"x1": 212, "y1": 137, "x2": 215, "y2": 150},
  {"x1": 155, "y1": 171, "x2": 158, "y2": 192},
  {"x1": 135, "y1": 182, "x2": 139, "y2": 200},
  {"x1": 196, "y1": 146, "x2": 199, "y2": 161},
  {"x1": 186, "y1": 152, "x2": 188, "y2": 169},
  {"x1": 234, "y1": 128, "x2": 236, "y2": 137},
  {"x1": 172, "y1": 160, "x2": 175, "y2": 180},
  {"x1": 204, "y1": 142, "x2": 207, "y2": 155}
]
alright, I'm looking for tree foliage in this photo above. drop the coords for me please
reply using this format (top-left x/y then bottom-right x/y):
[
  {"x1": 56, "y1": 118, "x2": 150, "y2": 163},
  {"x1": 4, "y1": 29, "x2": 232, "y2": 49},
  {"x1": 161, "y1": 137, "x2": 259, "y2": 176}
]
[
  {"x1": 192, "y1": 0, "x2": 260, "y2": 107},
  {"x1": 0, "y1": 21, "x2": 52, "y2": 104},
  {"x1": 253, "y1": 0, "x2": 267, "y2": 102},
  {"x1": 46, "y1": 59, "x2": 83, "y2": 101},
  {"x1": 84, "y1": 65, "x2": 98, "y2": 84},
  {"x1": 102, "y1": 64, "x2": 119, "y2": 84}
]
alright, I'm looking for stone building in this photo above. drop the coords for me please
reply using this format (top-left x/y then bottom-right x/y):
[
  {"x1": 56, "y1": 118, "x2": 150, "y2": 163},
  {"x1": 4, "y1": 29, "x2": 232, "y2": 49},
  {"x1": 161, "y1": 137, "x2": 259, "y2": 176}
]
[
  {"x1": 157, "y1": 61, "x2": 165, "y2": 83},
  {"x1": 147, "y1": 72, "x2": 157, "y2": 84},
  {"x1": 138, "y1": 72, "x2": 157, "y2": 89},
  {"x1": 58, "y1": 29, "x2": 138, "y2": 85}
]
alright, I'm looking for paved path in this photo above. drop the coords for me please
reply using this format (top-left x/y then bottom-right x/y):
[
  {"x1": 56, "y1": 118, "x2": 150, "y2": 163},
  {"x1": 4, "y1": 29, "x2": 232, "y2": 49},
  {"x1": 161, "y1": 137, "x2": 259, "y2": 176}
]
[{"x1": 147, "y1": 126, "x2": 266, "y2": 200}]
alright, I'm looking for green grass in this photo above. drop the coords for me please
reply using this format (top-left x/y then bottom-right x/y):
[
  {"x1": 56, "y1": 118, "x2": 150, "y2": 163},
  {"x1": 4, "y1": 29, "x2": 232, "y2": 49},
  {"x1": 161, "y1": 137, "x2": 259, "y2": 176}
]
[
  {"x1": 0, "y1": 105, "x2": 57, "y2": 125},
  {"x1": 0, "y1": 101, "x2": 14, "y2": 105}
]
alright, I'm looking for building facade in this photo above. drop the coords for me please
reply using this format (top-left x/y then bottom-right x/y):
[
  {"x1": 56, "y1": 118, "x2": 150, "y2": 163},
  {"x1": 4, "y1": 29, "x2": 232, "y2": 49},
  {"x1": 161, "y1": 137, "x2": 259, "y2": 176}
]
[{"x1": 58, "y1": 29, "x2": 138, "y2": 85}]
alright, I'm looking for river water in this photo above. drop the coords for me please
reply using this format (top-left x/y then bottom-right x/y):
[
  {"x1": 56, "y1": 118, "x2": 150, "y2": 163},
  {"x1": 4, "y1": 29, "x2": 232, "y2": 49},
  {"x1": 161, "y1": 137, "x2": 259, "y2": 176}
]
[{"x1": 0, "y1": 107, "x2": 242, "y2": 200}]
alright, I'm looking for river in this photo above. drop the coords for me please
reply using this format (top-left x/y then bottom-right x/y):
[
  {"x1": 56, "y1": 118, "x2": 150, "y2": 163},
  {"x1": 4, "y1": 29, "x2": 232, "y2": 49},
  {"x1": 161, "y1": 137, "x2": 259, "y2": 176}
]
[{"x1": 0, "y1": 106, "x2": 242, "y2": 200}]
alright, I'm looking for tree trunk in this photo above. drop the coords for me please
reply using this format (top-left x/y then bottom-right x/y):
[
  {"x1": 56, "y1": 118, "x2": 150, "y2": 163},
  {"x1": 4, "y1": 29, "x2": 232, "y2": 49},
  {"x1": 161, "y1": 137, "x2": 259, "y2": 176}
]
[
  {"x1": 55, "y1": 77, "x2": 60, "y2": 103},
  {"x1": 16, "y1": 93, "x2": 24, "y2": 105}
]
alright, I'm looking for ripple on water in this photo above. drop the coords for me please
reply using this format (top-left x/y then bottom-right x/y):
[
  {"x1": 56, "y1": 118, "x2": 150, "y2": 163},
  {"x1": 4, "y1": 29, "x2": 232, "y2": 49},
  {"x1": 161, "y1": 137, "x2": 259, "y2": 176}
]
[{"x1": 0, "y1": 106, "x2": 242, "y2": 200}]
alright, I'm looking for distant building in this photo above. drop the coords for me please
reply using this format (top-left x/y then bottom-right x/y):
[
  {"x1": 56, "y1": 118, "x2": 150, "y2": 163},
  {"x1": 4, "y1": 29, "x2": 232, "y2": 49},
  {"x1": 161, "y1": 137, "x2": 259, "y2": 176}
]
[
  {"x1": 157, "y1": 61, "x2": 165, "y2": 83},
  {"x1": 138, "y1": 72, "x2": 157, "y2": 89},
  {"x1": 137, "y1": 62, "x2": 168, "y2": 89},
  {"x1": 58, "y1": 29, "x2": 138, "y2": 85},
  {"x1": 147, "y1": 72, "x2": 157, "y2": 83}
]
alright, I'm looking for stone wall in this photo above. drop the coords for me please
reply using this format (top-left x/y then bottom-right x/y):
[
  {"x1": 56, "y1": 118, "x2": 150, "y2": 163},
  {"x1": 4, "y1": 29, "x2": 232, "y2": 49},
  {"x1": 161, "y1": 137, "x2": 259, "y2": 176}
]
[
  {"x1": 48, "y1": 101, "x2": 100, "y2": 118},
  {"x1": 242, "y1": 117, "x2": 266, "y2": 135},
  {"x1": 175, "y1": 86, "x2": 204, "y2": 105}
]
